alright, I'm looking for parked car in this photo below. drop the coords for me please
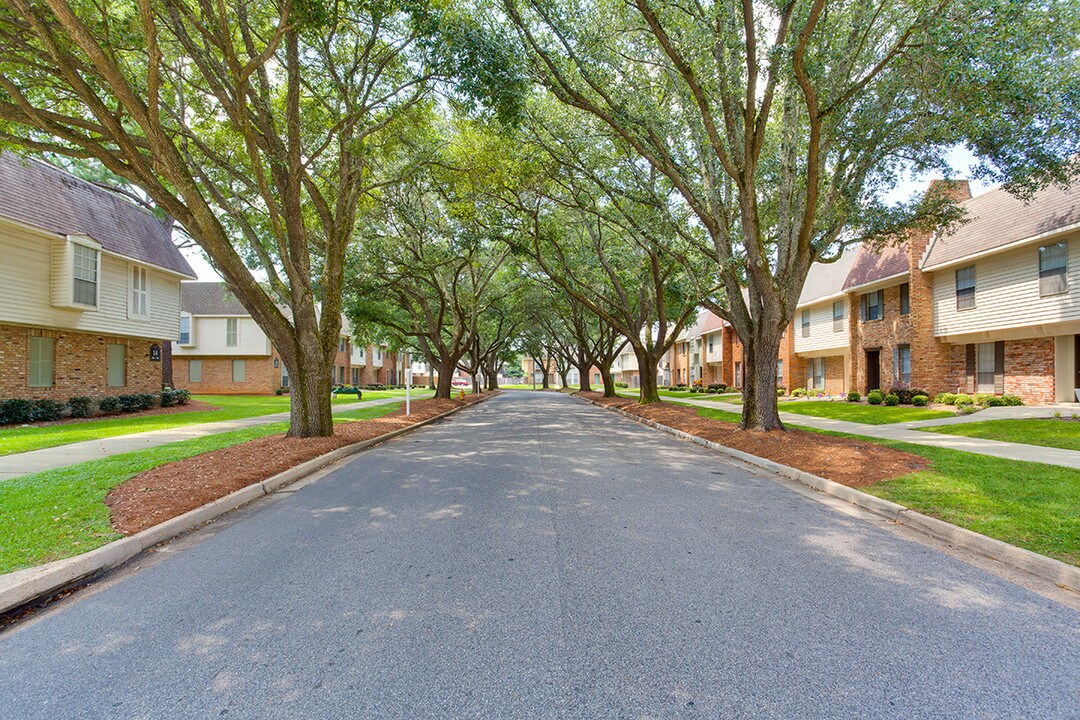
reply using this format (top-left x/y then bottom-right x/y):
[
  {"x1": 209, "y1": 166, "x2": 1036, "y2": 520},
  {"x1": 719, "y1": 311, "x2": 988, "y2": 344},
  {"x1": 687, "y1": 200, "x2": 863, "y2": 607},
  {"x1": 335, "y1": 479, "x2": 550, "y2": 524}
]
[{"x1": 451, "y1": 377, "x2": 471, "y2": 389}]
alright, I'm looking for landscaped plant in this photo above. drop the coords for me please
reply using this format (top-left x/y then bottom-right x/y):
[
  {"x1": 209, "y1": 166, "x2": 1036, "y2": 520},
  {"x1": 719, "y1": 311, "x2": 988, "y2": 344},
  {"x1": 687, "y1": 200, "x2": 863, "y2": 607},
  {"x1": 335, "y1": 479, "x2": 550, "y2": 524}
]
[
  {"x1": 889, "y1": 387, "x2": 929, "y2": 404},
  {"x1": 952, "y1": 394, "x2": 974, "y2": 406},
  {"x1": 98, "y1": 396, "x2": 120, "y2": 414},
  {"x1": 847, "y1": 392, "x2": 861, "y2": 403},
  {"x1": 933, "y1": 392, "x2": 956, "y2": 405},
  {"x1": 776, "y1": 387, "x2": 785, "y2": 397},
  {"x1": 137, "y1": 394, "x2": 157, "y2": 411},
  {"x1": 30, "y1": 399, "x2": 66, "y2": 422},
  {"x1": 884, "y1": 393, "x2": 900, "y2": 406},
  {"x1": 0, "y1": 398, "x2": 33, "y2": 425},
  {"x1": 614, "y1": 382, "x2": 628, "y2": 388},
  {"x1": 867, "y1": 390, "x2": 883, "y2": 405},
  {"x1": 68, "y1": 396, "x2": 93, "y2": 418},
  {"x1": 912, "y1": 395, "x2": 928, "y2": 406},
  {"x1": 791, "y1": 387, "x2": 806, "y2": 398},
  {"x1": 117, "y1": 395, "x2": 141, "y2": 413},
  {"x1": 1002, "y1": 395, "x2": 1024, "y2": 406}
]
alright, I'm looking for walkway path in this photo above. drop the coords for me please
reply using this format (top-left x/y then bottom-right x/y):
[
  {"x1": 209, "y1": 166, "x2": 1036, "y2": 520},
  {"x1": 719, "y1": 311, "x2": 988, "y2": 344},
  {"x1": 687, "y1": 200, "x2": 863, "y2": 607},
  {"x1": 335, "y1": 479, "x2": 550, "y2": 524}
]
[
  {"x1": 678, "y1": 397, "x2": 1080, "y2": 469},
  {"x1": 1, "y1": 392, "x2": 1075, "y2": 718},
  {"x1": 0, "y1": 395, "x2": 420, "y2": 482}
]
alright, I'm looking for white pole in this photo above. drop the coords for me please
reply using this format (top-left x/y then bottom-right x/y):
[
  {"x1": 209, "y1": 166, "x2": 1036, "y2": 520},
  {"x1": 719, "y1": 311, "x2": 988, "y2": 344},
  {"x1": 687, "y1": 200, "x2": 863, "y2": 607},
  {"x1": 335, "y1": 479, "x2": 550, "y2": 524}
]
[{"x1": 405, "y1": 369, "x2": 412, "y2": 416}]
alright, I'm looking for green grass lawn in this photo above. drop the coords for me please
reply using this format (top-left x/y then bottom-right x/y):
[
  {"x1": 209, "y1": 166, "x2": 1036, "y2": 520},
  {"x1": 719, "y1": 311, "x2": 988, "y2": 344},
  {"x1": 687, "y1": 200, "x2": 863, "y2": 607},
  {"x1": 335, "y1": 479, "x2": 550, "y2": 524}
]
[
  {"x1": 0, "y1": 389, "x2": 429, "y2": 457},
  {"x1": 921, "y1": 417, "x2": 1080, "y2": 452},
  {"x1": 691, "y1": 405, "x2": 1079, "y2": 566},
  {"x1": 0, "y1": 403, "x2": 402, "y2": 574},
  {"x1": 776, "y1": 400, "x2": 955, "y2": 425},
  {"x1": 616, "y1": 388, "x2": 743, "y2": 401}
]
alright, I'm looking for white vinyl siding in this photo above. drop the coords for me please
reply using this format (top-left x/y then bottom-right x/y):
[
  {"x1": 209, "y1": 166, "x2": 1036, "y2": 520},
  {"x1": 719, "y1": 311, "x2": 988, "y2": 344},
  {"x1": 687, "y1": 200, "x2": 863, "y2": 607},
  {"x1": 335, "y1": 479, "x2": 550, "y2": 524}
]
[
  {"x1": 188, "y1": 359, "x2": 203, "y2": 383},
  {"x1": 0, "y1": 222, "x2": 183, "y2": 339},
  {"x1": 226, "y1": 318, "x2": 239, "y2": 347},
  {"x1": 130, "y1": 265, "x2": 149, "y2": 318},
  {"x1": 932, "y1": 235, "x2": 1080, "y2": 339},
  {"x1": 171, "y1": 316, "x2": 269, "y2": 356},
  {"x1": 107, "y1": 343, "x2": 126, "y2": 387},
  {"x1": 794, "y1": 300, "x2": 849, "y2": 354},
  {"x1": 232, "y1": 359, "x2": 246, "y2": 382},
  {"x1": 28, "y1": 336, "x2": 54, "y2": 387}
]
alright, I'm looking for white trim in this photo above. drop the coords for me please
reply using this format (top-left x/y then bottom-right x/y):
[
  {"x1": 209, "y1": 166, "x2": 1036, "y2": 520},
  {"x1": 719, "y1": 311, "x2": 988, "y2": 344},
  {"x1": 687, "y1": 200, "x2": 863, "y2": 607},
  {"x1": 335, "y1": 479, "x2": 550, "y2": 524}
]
[
  {"x1": 795, "y1": 290, "x2": 848, "y2": 310},
  {"x1": 921, "y1": 220, "x2": 1080, "y2": 272},
  {"x1": 70, "y1": 238, "x2": 101, "y2": 309}
]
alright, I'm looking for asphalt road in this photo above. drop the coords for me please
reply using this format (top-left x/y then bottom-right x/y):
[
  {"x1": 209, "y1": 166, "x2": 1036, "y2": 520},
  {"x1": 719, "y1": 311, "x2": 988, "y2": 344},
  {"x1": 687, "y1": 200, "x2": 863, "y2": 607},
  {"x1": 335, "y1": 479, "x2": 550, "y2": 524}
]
[{"x1": 1, "y1": 391, "x2": 1077, "y2": 719}]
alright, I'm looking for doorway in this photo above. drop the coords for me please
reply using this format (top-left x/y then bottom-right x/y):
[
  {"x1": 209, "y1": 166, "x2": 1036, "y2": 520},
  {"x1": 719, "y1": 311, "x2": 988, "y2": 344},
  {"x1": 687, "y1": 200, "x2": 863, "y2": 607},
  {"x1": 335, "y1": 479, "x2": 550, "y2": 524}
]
[
  {"x1": 866, "y1": 349, "x2": 881, "y2": 393},
  {"x1": 1074, "y1": 335, "x2": 1080, "y2": 400}
]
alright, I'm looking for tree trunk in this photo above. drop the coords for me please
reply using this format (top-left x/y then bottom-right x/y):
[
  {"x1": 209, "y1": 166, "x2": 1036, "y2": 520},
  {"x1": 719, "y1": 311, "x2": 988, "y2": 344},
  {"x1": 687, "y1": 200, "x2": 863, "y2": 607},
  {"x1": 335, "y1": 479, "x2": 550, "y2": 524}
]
[
  {"x1": 435, "y1": 359, "x2": 456, "y2": 399},
  {"x1": 541, "y1": 370, "x2": 550, "y2": 389},
  {"x1": 740, "y1": 326, "x2": 785, "y2": 431},
  {"x1": 577, "y1": 363, "x2": 592, "y2": 393},
  {"x1": 287, "y1": 349, "x2": 334, "y2": 437},
  {"x1": 634, "y1": 346, "x2": 662, "y2": 404},
  {"x1": 559, "y1": 370, "x2": 569, "y2": 388},
  {"x1": 484, "y1": 361, "x2": 499, "y2": 390},
  {"x1": 600, "y1": 366, "x2": 616, "y2": 397}
]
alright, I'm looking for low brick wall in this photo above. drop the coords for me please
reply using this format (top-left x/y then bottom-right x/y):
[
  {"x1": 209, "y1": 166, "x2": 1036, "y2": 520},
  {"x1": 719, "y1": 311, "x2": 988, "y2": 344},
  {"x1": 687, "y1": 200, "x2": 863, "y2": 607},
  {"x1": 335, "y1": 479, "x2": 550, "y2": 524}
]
[
  {"x1": 0, "y1": 323, "x2": 160, "y2": 401},
  {"x1": 172, "y1": 355, "x2": 277, "y2": 395}
]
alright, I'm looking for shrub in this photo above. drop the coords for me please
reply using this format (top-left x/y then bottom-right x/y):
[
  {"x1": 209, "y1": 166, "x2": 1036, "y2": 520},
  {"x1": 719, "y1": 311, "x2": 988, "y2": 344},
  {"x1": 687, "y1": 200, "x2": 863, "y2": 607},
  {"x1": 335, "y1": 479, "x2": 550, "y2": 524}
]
[
  {"x1": 867, "y1": 390, "x2": 883, "y2": 405},
  {"x1": 933, "y1": 392, "x2": 956, "y2": 405},
  {"x1": 137, "y1": 393, "x2": 157, "y2": 411},
  {"x1": 68, "y1": 396, "x2": 93, "y2": 418},
  {"x1": 884, "y1": 393, "x2": 900, "y2": 406},
  {"x1": 1, "y1": 398, "x2": 33, "y2": 424},
  {"x1": 847, "y1": 391, "x2": 861, "y2": 403},
  {"x1": 776, "y1": 387, "x2": 785, "y2": 397},
  {"x1": 791, "y1": 387, "x2": 806, "y2": 398},
  {"x1": 614, "y1": 382, "x2": 628, "y2": 388},
  {"x1": 31, "y1": 398, "x2": 66, "y2": 422},
  {"x1": 890, "y1": 387, "x2": 929, "y2": 404},
  {"x1": 911, "y1": 395, "x2": 928, "y2": 406},
  {"x1": 1002, "y1": 394, "x2": 1024, "y2": 406},
  {"x1": 117, "y1": 394, "x2": 140, "y2": 412},
  {"x1": 275, "y1": 388, "x2": 283, "y2": 396},
  {"x1": 952, "y1": 393, "x2": 974, "y2": 406},
  {"x1": 98, "y1": 396, "x2": 120, "y2": 414},
  {"x1": 708, "y1": 383, "x2": 723, "y2": 391},
  {"x1": 959, "y1": 403, "x2": 977, "y2": 415},
  {"x1": 174, "y1": 389, "x2": 191, "y2": 405}
]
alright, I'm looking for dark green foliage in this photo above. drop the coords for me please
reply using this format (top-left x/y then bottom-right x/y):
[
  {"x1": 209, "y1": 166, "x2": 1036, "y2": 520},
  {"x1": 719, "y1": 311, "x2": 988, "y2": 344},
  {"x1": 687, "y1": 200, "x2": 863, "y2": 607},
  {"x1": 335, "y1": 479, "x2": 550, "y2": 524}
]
[
  {"x1": 137, "y1": 394, "x2": 156, "y2": 411},
  {"x1": 847, "y1": 392, "x2": 861, "y2": 403},
  {"x1": 31, "y1": 399, "x2": 66, "y2": 422},
  {"x1": 1, "y1": 399, "x2": 33, "y2": 424},
  {"x1": 68, "y1": 397, "x2": 93, "y2": 418},
  {"x1": 98, "y1": 396, "x2": 120, "y2": 414},
  {"x1": 912, "y1": 395, "x2": 928, "y2": 407},
  {"x1": 117, "y1": 395, "x2": 140, "y2": 413},
  {"x1": 867, "y1": 390, "x2": 884, "y2": 405},
  {"x1": 884, "y1": 394, "x2": 900, "y2": 406}
]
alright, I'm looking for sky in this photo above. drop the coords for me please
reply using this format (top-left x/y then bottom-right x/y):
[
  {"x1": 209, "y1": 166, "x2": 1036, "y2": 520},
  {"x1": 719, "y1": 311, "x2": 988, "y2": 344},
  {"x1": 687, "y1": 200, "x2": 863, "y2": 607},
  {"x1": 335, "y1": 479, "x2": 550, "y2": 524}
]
[{"x1": 180, "y1": 146, "x2": 998, "y2": 282}]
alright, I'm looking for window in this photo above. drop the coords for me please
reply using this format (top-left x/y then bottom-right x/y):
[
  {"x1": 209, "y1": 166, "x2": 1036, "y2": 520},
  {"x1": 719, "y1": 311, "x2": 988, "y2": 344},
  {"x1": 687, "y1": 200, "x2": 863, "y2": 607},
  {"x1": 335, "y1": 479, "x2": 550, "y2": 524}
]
[
  {"x1": 808, "y1": 357, "x2": 825, "y2": 390},
  {"x1": 28, "y1": 336, "x2": 54, "y2": 387},
  {"x1": 894, "y1": 345, "x2": 911, "y2": 385},
  {"x1": 107, "y1": 343, "x2": 126, "y2": 387},
  {"x1": 976, "y1": 342, "x2": 995, "y2": 393},
  {"x1": 189, "y1": 359, "x2": 203, "y2": 383},
  {"x1": 338, "y1": 366, "x2": 345, "y2": 384},
  {"x1": 899, "y1": 282, "x2": 911, "y2": 315},
  {"x1": 1039, "y1": 241, "x2": 1068, "y2": 296},
  {"x1": 801, "y1": 309, "x2": 810, "y2": 337},
  {"x1": 776, "y1": 359, "x2": 783, "y2": 387},
  {"x1": 352, "y1": 368, "x2": 359, "y2": 386},
  {"x1": 592, "y1": 372, "x2": 600, "y2": 384},
  {"x1": 130, "y1": 266, "x2": 149, "y2": 318},
  {"x1": 734, "y1": 361, "x2": 742, "y2": 388},
  {"x1": 281, "y1": 364, "x2": 289, "y2": 388},
  {"x1": 359, "y1": 346, "x2": 366, "y2": 361},
  {"x1": 956, "y1": 266, "x2": 976, "y2": 309},
  {"x1": 376, "y1": 348, "x2": 382, "y2": 361},
  {"x1": 226, "y1": 318, "x2": 239, "y2": 347},
  {"x1": 179, "y1": 316, "x2": 191, "y2": 345},
  {"x1": 861, "y1": 290, "x2": 884, "y2": 321},
  {"x1": 832, "y1": 301, "x2": 845, "y2": 332},
  {"x1": 232, "y1": 359, "x2": 246, "y2": 382},
  {"x1": 339, "y1": 337, "x2": 346, "y2": 352},
  {"x1": 72, "y1": 244, "x2": 99, "y2": 306},
  {"x1": 708, "y1": 337, "x2": 714, "y2": 354}
]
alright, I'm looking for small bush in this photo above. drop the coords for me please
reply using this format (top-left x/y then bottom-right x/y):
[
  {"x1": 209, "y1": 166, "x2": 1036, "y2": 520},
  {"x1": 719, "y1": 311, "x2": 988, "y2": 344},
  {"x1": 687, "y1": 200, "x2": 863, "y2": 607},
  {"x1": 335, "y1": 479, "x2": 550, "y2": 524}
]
[
  {"x1": 98, "y1": 396, "x2": 120, "y2": 414},
  {"x1": 959, "y1": 403, "x2": 977, "y2": 415},
  {"x1": 884, "y1": 393, "x2": 900, "y2": 406},
  {"x1": 117, "y1": 394, "x2": 140, "y2": 412},
  {"x1": 68, "y1": 396, "x2": 93, "y2": 418},
  {"x1": 952, "y1": 393, "x2": 974, "y2": 406},
  {"x1": 137, "y1": 393, "x2": 156, "y2": 411},
  {"x1": 708, "y1": 383, "x2": 723, "y2": 391},
  {"x1": 847, "y1": 391, "x2": 861, "y2": 403},
  {"x1": 911, "y1": 395, "x2": 928, "y2": 406},
  {"x1": 275, "y1": 388, "x2": 283, "y2": 396},
  {"x1": 791, "y1": 387, "x2": 806, "y2": 398},
  {"x1": 1002, "y1": 394, "x2": 1024, "y2": 406},
  {"x1": 1, "y1": 398, "x2": 33, "y2": 424},
  {"x1": 173, "y1": 389, "x2": 191, "y2": 405},
  {"x1": 889, "y1": 387, "x2": 929, "y2": 404},
  {"x1": 776, "y1": 387, "x2": 785, "y2": 397},
  {"x1": 933, "y1": 392, "x2": 956, "y2": 405},
  {"x1": 614, "y1": 382, "x2": 628, "y2": 388},
  {"x1": 867, "y1": 390, "x2": 883, "y2": 405},
  {"x1": 31, "y1": 398, "x2": 66, "y2": 422}
]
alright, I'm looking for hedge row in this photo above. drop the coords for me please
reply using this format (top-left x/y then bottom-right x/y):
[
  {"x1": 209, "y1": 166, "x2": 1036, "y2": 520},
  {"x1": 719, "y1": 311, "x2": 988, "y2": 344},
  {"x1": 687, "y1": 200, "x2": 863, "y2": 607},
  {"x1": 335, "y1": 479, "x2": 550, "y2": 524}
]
[{"x1": 0, "y1": 389, "x2": 191, "y2": 425}]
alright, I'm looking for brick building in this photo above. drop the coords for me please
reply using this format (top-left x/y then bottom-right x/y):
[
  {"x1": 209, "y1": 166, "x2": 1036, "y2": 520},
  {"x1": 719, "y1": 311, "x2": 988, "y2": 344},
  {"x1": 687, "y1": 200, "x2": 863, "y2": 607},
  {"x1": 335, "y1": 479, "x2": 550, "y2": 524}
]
[{"x1": 0, "y1": 153, "x2": 196, "y2": 401}]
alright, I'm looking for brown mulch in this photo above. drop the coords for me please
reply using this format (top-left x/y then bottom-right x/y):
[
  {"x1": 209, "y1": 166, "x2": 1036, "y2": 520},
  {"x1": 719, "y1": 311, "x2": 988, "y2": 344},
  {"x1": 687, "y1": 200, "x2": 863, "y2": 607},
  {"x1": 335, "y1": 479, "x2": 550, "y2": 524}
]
[
  {"x1": 579, "y1": 392, "x2": 927, "y2": 487},
  {"x1": 106, "y1": 394, "x2": 490, "y2": 535},
  {"x1": 26, "y1": 399, "x2": 219, "y2": 427}
]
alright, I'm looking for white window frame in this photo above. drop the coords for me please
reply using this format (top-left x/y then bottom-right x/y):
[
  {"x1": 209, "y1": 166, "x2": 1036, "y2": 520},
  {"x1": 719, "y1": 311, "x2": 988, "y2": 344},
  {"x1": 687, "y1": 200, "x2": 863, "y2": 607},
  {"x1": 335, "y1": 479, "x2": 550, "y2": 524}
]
[
  {"x1": 956, "y1": 266, "x2": 976, "y2": 310},
  {"x1": 129, "y1": 265, "x2": 150, "y2": 319},
  {"x1": 28, "y1": 336, "x2": 55, "y2": 388},
  {"x1": 801, "y1": 309, "x2": 810, "y2": 337},
  {"x1": 1039, "y1": 241, "x2": 1068, "y2": 297},
  {"x1": 179, "y1": 315, "x2": 192, "y2": 346},
  {"x1": 226, "y1": 318, "x2": 239, "y2": 347},
  {"x1": 72, "y1": 242, "x2": 100, "y2": 308}
]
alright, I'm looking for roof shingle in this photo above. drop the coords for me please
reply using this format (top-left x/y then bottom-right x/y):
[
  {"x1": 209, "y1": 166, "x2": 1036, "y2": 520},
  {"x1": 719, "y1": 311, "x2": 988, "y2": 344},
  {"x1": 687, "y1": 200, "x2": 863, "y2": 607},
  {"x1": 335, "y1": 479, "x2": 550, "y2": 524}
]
[
  {"x1": 842, "y1": 241, "x2": 909, "y2": 291},
  {"x1": 181, "y1": 282, "x2": 249, "y2": 315}
]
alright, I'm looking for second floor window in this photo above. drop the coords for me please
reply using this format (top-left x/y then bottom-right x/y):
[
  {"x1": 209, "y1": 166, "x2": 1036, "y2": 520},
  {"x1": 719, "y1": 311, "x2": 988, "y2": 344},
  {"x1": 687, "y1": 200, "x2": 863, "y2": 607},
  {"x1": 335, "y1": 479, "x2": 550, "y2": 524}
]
[
  {"x1": 801, "y1": 310, "x2": 810, "y2": 337},
  {"x1": 179, "y1": 316, "x2": 191, "y2": 345},
  {"x1": 899, "y1": 282, "x2": 911, "y2": 315},
  {"x1": 832, "y1": 301, "x2": 844, "y2": 332},
  {"x1": 1039, "y1": 241, "x2": 1068, "y2": 296},
  {"x1": 861, "y1": 290, "x2": 883, "y2": 321},
  {"x1": 226, "y1": 318, "x2": 239, "y2": 347},
  {"x1": 73, "y1": 243, "x2": 98, "y2": 306},
  {"x1": 339, "y1": 337, "x2": 346, "y2": 352},
  {"x1": 956, "y1": 266, "x2": 976, "y2": 309}
]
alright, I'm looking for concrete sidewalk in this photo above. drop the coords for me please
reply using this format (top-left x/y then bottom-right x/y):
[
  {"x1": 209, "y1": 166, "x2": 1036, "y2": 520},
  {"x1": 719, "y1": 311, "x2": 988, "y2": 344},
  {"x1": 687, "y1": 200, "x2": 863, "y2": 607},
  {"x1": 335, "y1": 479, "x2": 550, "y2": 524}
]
[
  {"x1": 0, "y1": 395, "x2": 416, "y2": 482},
  {"x1": 677, "y1": 398, "x2": 1080, "y2": 469}
]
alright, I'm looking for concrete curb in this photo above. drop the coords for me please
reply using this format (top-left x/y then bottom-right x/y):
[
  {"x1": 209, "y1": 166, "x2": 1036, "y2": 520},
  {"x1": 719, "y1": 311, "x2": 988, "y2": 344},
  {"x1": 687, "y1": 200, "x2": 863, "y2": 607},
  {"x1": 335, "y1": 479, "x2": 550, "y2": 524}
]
[
  {"x1": 575, "y1": 394, "x2": 1080, "y2": 592},
  {"x1": 0, "y1": 399, "x2": 482, "y2": 617}
]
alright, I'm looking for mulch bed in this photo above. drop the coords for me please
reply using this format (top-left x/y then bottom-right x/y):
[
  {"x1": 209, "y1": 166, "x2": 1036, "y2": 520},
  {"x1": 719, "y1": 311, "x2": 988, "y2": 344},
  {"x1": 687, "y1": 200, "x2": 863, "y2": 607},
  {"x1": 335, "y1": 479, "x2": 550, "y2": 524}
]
[
  {"x1": 106, "y1": 394, "x2": 488, "y2": 535},
  {"x1": 580, "y1": 392, "x2": 928, "y2": 487},
  {"x1": 22, "y1": 400, "x2": 218, "y2": 427}
]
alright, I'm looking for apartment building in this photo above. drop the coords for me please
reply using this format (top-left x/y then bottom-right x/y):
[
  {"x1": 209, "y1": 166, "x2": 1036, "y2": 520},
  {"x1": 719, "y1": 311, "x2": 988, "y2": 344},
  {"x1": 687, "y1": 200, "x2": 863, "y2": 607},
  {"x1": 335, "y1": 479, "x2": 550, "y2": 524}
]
[
  {"x1": 793, "y1": 249, "x2": 860, "y2": 394},
  {"x1": 0, "y1": 153, "x2": 196, "y2": 400}
]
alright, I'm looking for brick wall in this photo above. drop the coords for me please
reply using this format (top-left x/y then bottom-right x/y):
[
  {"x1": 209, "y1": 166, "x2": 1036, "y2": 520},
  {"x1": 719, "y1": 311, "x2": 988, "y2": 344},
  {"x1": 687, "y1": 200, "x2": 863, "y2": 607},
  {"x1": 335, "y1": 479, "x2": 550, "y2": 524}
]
[
  {"x1": 172, "y1": 355, "x2": 277, "y2": 395},
  {"x1": 778, "y1": 322, "x2": 805, "y2": 392},
  {"x1": 943, "y1": 337, "x2": 1056, "y2": 403},
  {"x1": 0, "y1": 323, "x2": 161, "y2": 400}
]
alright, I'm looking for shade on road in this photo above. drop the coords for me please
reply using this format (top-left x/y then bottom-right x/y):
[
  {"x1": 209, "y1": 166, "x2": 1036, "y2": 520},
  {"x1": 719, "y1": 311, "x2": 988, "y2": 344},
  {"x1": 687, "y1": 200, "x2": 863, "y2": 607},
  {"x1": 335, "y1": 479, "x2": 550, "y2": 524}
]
[{"x1": 1, "y1": 391, "x2": 1077, "y2": 718}]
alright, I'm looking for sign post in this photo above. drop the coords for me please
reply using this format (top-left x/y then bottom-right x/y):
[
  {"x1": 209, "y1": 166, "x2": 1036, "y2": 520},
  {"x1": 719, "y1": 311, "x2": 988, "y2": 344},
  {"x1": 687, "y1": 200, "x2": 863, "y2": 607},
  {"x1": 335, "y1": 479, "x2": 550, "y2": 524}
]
[{"x1": 405, "y1": 369, "x2": 412, "y2": 416}]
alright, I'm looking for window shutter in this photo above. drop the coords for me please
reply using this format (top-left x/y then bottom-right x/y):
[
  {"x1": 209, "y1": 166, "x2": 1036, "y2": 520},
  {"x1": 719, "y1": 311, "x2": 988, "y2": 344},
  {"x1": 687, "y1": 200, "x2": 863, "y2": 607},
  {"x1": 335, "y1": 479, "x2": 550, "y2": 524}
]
[
  {"x1": 994, "y1": 341, "x2": 1005, "y2": 394},
  {"x1": 860, "y1": 294, "x2": 867, "y2": 321},
  {"x1": 892, "y1": 347, "x2": 899, "y2": 386},
  {"x1": 965, "y1": 344, "x2": 976, "y2": 393}
]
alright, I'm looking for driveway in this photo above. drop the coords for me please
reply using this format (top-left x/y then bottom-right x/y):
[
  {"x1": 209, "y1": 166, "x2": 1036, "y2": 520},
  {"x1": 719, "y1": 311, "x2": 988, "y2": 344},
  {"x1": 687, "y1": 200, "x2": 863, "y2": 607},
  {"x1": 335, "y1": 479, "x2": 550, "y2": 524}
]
[{"x1": 1, "y1": 391, "x2": 1077, "y2": 718}]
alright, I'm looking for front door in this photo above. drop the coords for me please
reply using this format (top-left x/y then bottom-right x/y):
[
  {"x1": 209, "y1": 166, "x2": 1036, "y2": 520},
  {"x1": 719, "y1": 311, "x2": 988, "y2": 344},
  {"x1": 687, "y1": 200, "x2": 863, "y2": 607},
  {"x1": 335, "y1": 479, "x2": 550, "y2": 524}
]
[
  {"x1": 866, "y1": 350, "x2": 881, "y2": 393},
  {"x1": 1074, "y1": 335, "x2": 1080, "y2": 400}
]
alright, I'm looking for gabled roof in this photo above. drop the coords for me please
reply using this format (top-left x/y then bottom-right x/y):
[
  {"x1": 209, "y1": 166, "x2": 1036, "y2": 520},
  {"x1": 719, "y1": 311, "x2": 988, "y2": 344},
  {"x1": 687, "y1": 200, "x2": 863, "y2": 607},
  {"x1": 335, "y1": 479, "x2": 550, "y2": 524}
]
[
  {"x1": 798, "y1": 248, "x2": 861, "y2": 306},
  {"x1": 181, "y1": 282, "x2": 249, "y2": 315},
  {"x1": 698, "y1": 310, "x2": 726, "y2": 334},
  {"x1": 842, "y1": 241, "x2": 909, "y2": 291},
  {"x1": 0, "y1": 152, "x2": 195, "y2": 277},
  {"x1": 922, "y1": 183, "x2": 1080, "y2": 269}
]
